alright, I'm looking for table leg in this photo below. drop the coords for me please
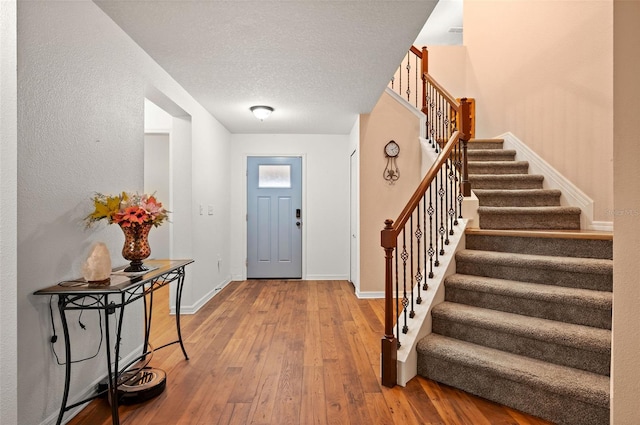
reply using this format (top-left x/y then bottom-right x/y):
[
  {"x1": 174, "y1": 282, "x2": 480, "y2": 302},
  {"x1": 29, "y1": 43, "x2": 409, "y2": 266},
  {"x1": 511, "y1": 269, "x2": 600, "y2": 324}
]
[
  {"x1": 55, "y1": 297, "x2": 71, "y2": 425},
  {"x1": 175, "y1": 269, "x2": 189, "y2": 360}
]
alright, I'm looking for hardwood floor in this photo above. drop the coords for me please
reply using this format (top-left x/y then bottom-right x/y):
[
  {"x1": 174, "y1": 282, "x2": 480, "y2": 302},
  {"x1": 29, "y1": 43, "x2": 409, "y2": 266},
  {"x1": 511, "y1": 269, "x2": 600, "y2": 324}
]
[{"x1": 67, "y1": 280, "x2": 553, "y2": 425}]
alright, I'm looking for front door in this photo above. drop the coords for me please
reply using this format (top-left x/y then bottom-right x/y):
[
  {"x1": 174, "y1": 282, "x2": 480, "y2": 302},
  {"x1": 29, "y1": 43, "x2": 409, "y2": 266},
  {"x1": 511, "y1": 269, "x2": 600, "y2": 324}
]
[{"x1": 247, "y1": 156, "x2": 302, "y2": 279}]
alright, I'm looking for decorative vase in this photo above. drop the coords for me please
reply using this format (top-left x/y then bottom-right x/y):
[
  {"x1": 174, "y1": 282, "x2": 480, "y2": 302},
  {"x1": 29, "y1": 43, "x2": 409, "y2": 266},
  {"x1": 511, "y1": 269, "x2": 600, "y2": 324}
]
[{"x1": 120, "y1": 222, "x2": 152, "y2": 272}]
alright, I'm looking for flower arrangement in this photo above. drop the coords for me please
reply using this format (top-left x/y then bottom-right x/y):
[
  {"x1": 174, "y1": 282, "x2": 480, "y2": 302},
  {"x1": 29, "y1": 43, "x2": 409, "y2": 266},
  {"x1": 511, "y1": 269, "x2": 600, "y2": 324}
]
[{"x1": 85, "y1": 192, "x2": 169, "y2": 228}]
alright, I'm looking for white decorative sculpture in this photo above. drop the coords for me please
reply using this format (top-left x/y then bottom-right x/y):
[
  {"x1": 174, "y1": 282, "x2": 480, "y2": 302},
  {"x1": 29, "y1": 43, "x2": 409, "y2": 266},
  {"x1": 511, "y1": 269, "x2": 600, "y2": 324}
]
[{"x1": 82, "y1": 242, "x2": 112, "y2": 284}]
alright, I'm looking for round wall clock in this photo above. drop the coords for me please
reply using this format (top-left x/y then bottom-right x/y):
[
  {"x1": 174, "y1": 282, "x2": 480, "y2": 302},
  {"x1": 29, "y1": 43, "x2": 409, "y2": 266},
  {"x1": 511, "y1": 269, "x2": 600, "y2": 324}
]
[
  {"x1": 385, "y1": 140, "x2": 400, "y2": 158},
  {"x1": 383, "y1": 140, "x2": 400, "y2": 184}
]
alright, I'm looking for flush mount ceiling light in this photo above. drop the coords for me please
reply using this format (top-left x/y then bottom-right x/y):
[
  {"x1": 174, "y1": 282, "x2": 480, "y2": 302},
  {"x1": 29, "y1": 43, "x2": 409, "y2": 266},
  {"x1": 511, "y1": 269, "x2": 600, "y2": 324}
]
[{"x1": 250, "y1": 105, "x2": 274, "y2": 121}]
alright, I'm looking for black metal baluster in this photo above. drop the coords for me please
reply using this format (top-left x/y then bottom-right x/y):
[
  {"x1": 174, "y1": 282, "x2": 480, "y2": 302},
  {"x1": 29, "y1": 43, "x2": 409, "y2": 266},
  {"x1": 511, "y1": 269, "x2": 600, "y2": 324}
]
[
  {"x1": 395, "y1": 245, "x2": 400, "y2": 348},
  {"x1": 406, "y1": 55, "x2": 411, "y2": 102},
  {"x1": 427, "y1": 186, "x2": 435, "y2": 278},
  {"x1": 438, "y1": 166, "x2": 446, "y2": 255},
  {"x1": 409, "y1": 217, "x2": 416, "y2": 318},
  {"x1": 415, "y1": 206, "x2": 423, "y2": 303},
  {"x1": 448, "y1": 152, "x2": 456, "y2": 238},
  {"x1": 415, "y1": 55, "x2": 419, "y2": 108},
  {"x1": 434, "y1": 173, "x2": 441, "y2": 267},
  {"x1": 401, "y1": 230, "x2": 409, "y2": 334}
]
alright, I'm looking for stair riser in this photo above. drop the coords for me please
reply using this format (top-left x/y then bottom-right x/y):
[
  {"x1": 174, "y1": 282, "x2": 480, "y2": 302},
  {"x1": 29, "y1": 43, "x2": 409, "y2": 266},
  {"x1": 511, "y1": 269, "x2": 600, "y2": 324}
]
[
  {"x1": 432, "y1": 317, "x2": 610, "y2": 375},
  {"x1": 455, "y1": 261, "x2": 611, "y2": 291},
  {"x1": 465, "y1": 235, "x2": 613, "y2": 260},
  {"x1": 444, "y1": 287, "x2": 612, "y2": 329},
  {"x1": 478, "y1": 212, "x2": 581, "y2": 230},
  {"x1": 469, "y1": 176, "x2": 544, "y2": 190},
  {"x1": 417, "y1": 356, "x2": 609, "y2": 425},
  {"x1": 475, "y1": 193, "x2": 561, "y2": 207},
  {"x1": 468, "y1": 163, "x2": 529, "y2": 175}
]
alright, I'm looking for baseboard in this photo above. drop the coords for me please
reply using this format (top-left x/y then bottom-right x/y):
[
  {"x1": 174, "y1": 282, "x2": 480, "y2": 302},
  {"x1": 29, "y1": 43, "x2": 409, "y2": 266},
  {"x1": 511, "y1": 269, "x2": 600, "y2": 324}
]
[
  {"x1": 170, "y1": 276, "x2": 232, "y2": 315},
  {"x1": 498, "y1": 132, "x2": 600, "y2": 231},
  {"x1": 305, "y1": 274, "x2": 349, "y2": 281},
  {"x1": 355, "y1": 290, "x2": 385, "y2": 299},
  {"x1": 590, "y1": 221, "x2": 613, "y2": 232}
]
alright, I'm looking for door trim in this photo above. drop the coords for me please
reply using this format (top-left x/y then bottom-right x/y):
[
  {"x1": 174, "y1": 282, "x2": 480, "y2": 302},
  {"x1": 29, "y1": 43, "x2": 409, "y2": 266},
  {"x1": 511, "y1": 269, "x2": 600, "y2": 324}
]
[{"x1": 241, "y1": 153, "x2": 307, "y2": 280}]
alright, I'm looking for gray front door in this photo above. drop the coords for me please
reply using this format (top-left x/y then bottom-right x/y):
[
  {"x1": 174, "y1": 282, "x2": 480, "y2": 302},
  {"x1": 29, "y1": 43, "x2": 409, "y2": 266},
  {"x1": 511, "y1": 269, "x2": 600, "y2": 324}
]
[{"x1": 247, "y1": 156, "x2": 302, "y2": 279}]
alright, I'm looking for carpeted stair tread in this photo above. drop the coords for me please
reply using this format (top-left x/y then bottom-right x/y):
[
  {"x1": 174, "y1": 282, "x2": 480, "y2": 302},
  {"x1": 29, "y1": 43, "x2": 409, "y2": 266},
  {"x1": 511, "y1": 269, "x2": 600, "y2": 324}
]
[
  {"x1": 445, "y1": 273, "x2": 611, "y2": 310},
  {"x1": 478, "y1": 206, "x2": 581, "y2": 230},
  {"x1": 468, "y1": 149, "x2": 517, "y2": 161},
  {"x1": 468, "y1": 138, "x2": 505, "y2": 150},
  {"x1": 469, "y1": 174, "x2": 544, "y2": 189},
  {"x1": 465, "y1": 232, "x2": 613, "y2": 259},
  {"x1": 456, "y1": 249, "x2": 611, "y2": 276},
  {"x1": 416, "y1": 334, "x2": 610, "y2": 424},
  {"x1": 444, "y1": 274, "x2": 612, "y2": 329},
  {"x1": 432, "y1": 302, "x2": 611, "y2": 354},
  {"x1": 474, "y1": 189, "x2": 561, "y2": 207},
  {"x1": 431, "y1": 302, "x2": 611, "y2": 375},
  {"x1": 468, "y1": 161, "x2": 529, "y2": 175}
]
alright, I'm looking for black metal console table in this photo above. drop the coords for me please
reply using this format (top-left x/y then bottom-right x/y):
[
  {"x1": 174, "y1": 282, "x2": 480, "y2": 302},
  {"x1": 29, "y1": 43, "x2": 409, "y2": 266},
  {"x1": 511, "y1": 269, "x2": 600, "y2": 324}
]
[{"x1": 34, "y1": 259, "x2": 194, "y2": 425}]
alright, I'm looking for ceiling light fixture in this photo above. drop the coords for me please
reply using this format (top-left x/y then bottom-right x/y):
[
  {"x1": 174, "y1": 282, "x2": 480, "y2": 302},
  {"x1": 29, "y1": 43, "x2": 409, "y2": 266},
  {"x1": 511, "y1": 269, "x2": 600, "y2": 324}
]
[{"x1": 250, "y1": 105, "x2": 274, "y2": 121}]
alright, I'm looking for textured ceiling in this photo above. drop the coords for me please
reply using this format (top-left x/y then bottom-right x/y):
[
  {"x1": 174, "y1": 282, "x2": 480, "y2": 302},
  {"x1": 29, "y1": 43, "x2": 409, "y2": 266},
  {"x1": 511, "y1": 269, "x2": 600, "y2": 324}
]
[{"x1": 95, "y1": 0, "x2": 438, "y2": 134}]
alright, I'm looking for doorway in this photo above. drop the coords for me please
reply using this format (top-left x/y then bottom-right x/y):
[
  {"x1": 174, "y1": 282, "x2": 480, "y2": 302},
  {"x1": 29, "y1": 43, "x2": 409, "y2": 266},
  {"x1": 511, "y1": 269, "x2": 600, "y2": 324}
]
[{"x1": 247, "y1": 156, "x2": 302, "y2": 279}]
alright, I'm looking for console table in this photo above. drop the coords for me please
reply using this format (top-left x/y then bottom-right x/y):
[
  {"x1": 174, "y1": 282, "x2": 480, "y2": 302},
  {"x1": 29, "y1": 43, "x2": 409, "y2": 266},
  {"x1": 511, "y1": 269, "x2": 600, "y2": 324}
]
[{"x1": 34, "y1": 259, "x2": 194, "y2": 425}]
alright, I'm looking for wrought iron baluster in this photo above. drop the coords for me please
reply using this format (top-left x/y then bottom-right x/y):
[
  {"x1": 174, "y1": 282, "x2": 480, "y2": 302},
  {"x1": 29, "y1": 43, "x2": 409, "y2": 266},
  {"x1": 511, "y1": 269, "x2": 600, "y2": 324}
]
[
  {"x1": 406, "y1": 55, "x2": 411, "y2": 102},
  {"x1": 415, "y1": 55, "x2": 419, "y2": 108},
  {"x1": 395, "y1": 245, "x2": 400, "y2": 348},
  {"x1": 448, "y1": 153, "x2": 456, "y2": 239},
  {"x1": 427, "y1": 186, "x2": 435, "y2": 278},
  {"x1": 434, "y1": 173, "x2": 440, "y2": 267},
  {"x1": 401, "y1": 230, "x2": 409, "y2": 334},
  {"x1": 438, "y1": 166, "x2": 446, "y2": 255},
  {"x1": 409, "y1": 217, "x2": 416, "y2": 318},
  {"x1": 415, "y1": 206, "x2": 423, "y2": 302}
]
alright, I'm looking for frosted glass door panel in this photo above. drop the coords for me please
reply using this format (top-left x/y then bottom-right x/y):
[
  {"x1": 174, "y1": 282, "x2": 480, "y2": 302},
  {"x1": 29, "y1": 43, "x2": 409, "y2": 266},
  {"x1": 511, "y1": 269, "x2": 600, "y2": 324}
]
[{"x1": 258, "y1": 165, "x2": 291, "y2": 188}]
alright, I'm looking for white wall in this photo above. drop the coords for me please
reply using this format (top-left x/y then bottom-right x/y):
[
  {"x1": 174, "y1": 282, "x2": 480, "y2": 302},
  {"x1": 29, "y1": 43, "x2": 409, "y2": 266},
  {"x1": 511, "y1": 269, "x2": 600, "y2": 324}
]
[
  {"x1": 16, "y1": 3, "x2": 230, "y2": 424},
  {"x1": 0, "y1": 1, "x2": 18, "y2": 423},
  {"x1": 229, "y1": 134, "x2": 351, "y2": 281}
]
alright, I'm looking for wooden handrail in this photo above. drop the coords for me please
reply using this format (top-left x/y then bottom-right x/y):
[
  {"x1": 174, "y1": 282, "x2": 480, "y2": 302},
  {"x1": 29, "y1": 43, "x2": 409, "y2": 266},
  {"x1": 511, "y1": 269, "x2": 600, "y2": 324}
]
[
  {"x1": 425, "y1": 74, "x2": 460, "y2": 114},
  {"x1": 381, "y1": 130, "x2": 461, "y2": 248}
]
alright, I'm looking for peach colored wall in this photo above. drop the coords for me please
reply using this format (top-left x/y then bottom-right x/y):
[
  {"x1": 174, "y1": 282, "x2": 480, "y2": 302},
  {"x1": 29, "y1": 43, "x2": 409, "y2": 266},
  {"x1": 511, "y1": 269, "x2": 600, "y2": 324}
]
[
  {"x1": 463, "y1": 0, "x2": 613, "y2": 222},
  {"x1": 359, "y1": 91, "x2": 421, "y2": 294},
  {"x1": 612, "y1": 0, "x2": 640, "y2": 422}
]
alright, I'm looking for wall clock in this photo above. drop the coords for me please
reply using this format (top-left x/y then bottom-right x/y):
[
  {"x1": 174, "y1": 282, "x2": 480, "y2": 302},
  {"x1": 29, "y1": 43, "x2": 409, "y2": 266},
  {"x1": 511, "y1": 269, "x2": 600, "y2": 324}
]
[{"x1": 383, "y1": 140, "x2": 400, "y2": 184}]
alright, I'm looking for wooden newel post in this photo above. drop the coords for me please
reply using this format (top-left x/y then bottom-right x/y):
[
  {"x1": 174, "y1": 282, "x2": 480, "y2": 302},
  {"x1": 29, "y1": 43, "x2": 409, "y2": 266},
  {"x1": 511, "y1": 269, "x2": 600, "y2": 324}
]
[
  {"x1": 381, "y1": 219, "x2": 397, "y2": 387},
  {"x1": 459, "y1": 98, "x2": 471, "y2": 196},
  {"x1": 420, "y1": 46, "x2": 428, "y2": 116}
]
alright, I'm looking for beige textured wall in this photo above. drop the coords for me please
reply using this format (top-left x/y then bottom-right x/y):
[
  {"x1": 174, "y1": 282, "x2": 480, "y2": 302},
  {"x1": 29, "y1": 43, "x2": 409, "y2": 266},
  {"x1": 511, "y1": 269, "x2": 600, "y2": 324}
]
[
  {"x1": 463, "y1": 0, "x2": 613, "y2": 222},
  {"x1": 612, "y1": 0, "x2": 640, "y2": 422},
  {"x1": 359, "y1": 91, "x2": 421, "y2": 294}
]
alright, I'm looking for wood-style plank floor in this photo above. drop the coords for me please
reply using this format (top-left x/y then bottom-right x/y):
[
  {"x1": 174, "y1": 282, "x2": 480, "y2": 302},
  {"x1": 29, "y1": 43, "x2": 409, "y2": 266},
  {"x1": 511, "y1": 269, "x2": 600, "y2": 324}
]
[{"x1": 67, "y1": 280, "x2": 553, "y2": 425}]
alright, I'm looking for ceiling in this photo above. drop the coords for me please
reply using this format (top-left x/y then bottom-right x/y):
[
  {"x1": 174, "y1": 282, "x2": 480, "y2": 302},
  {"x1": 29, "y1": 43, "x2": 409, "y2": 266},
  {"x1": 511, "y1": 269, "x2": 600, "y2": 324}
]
[{"x1": 94, "y1": 0, "x2": 439, "y2": 134}]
